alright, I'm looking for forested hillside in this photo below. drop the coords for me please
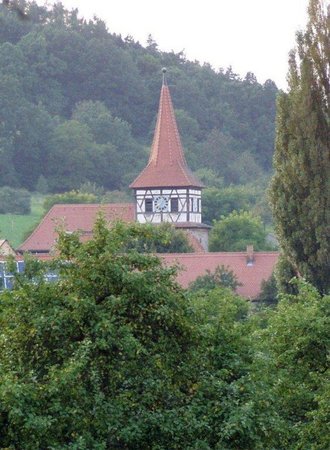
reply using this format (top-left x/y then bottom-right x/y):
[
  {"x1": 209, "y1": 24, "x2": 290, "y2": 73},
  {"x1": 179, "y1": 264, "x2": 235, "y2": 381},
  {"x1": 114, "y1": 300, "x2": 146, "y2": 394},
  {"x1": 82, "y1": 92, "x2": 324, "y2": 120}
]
[{"x1": 0, "y1": 1, "x2": 278, "y2": 194}]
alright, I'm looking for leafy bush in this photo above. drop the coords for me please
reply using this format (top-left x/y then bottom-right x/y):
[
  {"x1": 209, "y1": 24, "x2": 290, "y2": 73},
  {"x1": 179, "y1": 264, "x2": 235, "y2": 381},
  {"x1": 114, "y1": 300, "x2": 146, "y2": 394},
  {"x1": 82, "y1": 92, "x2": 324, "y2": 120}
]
[
  {"x1": 43, "y1": 187, "x2": 132, "y2": 213},
  {"x1": 78, "y1": 181, "x2": 105, "y2": 197},
  {"x1": 274, "y1": 253, "x2": 299, "y2": 295},
  {"x1": 202, "y1": 184, "x2": 261, "y2": 224},
  {"x1": 0, "y1": 218, "x2": 277, "y2": 449},
  {"x1": 209, "y1": 210, "x2": 271, "y2": 251},
  {"x1": 43, "y1": 190, "x2": 98, "y2": 212},
  {"x1": 0, "y1": 219, "x2": 201, "y2": 448},
  {"x1": 0, "y1": 186, "x2": 31, "y2": 214},
  {"x1": 256, "y1": 281, "x2": 330, "y2": 448},
  {"x1": 255, "y1": 272, "x2": 278, "y2": 306},
  {"x1": 189, "y1": 264, "x2": 241, "y2": 292},
  {"x1": 123, "y1": 222, "x2": 194, "y2": 253},
  {"x1": 101, "y1": 189, "x2": 132, "y2": 203}
]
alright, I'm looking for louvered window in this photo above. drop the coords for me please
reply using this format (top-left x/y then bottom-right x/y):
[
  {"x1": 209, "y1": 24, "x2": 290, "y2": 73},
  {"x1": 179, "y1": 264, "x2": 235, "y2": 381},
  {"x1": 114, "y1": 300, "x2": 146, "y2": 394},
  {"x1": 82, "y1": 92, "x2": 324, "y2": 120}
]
[
  {"x1": 145, "y1": 198, "x2": 153, "y2": 212},
  {"x1": 171, "y1": 198, "x2": 179, "y2": 212}
]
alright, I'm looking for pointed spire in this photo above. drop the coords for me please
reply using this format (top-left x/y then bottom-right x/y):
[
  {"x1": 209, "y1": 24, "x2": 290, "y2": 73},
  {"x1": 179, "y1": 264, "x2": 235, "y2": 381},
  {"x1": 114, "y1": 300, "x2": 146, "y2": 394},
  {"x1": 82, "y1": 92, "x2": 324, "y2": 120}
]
[{"x1": 130, "y1": 69, "x2": 203, "y2": 189}]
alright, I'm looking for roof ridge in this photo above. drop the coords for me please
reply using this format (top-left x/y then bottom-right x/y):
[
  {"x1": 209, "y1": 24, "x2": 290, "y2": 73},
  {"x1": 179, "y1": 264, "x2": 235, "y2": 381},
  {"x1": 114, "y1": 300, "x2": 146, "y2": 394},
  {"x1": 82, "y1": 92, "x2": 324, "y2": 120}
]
[
  {"x1": 161, "y1": 251, "x2": 280, "y2": 257},
  {"x1": 52, "y1": 203, "x2": 134, "y2": 208}
]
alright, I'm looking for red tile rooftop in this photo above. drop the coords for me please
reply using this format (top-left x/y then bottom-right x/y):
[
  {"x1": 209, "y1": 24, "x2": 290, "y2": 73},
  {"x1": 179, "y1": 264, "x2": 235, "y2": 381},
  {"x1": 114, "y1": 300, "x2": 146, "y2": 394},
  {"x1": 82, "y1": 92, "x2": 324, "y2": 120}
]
[
  {"x1": 5, "y1": 247, "x2": 279, "y2": 299},
  {"x1": 18, "y1": 203, "x2": 135, "y2": 253},
  {"x1": 161, "y1": 252, "x2": 279, "y2": 299}
]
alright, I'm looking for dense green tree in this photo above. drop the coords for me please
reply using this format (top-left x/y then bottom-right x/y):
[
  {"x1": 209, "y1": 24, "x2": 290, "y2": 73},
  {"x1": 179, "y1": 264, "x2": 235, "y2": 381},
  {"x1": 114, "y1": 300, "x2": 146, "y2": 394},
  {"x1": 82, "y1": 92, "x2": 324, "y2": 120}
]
[
  {"x1": 0, "y1": 74, "x2": 22, "y2": 185},
  {"x1": 189, "y1": 264, "x2": 241, "y2": 292},
  {"x1": 123, "y1": 222, "x2": 194, "y2": 254},
  {"x1": 0, "y1": 219, "x2": 275, "y2": 449},
  {"x1": 46, "y1": 120, "x2": 95, "y2": 191},
  {"x1": 1, "y1": 220, "x2": 328, "y2": 448},
  {"x1": 43, "y1": 190, "x2": 98, "y2": 212},
  {"x1": 251, "y1": 185, "x2": 274, "y2": 226},
  {"x1": 0, "y1": 1, "x2": 34, "y2": 44},
  {"x1": 72, "y1": 100, "x2": 115, "y2": 144},
  {"x1": 270, "y1": 0, "x2": 330, "y2": 294},
  {"x1": 35, "y1": 174, "x2": 49, "y2": 194},
  {"x1": 202, "y1": 184, "x2": 262, "y2": 224},
  {"x1": 12, "y1": 102, "x2": 54, "y2": 189},
  {"x1": 80, "y1": 37, "x2": 147, "y2": 135},
  {"x1": 101, "y1": 189, "x2": 132, "y2": 203},
  {"x1": 0, "y1": 136, "x2": 17, "y2": 187},
  {"x1": 0, "y1": 60, "x2": 54, "y2": 189},
  {"x1": 209, "y1": 210, "x2": 270, "y2": 252},
  {"x1": 0, "y1": 219, "x2": 200, "y2": 448},
  {"x1": 193, "y1": 168, "x2": 224, "y2": 189},
  {"x1": 189, "y1": 287, "x2": 282, "y2": 449},
  {"x1": 233, "y1": 150, "x2": 264, "y2": 184},
  {"x1": 0, "y1": 186, "x2": 30, "y2": 214},
  {"x1": 17, "y1": 31, "x2": 67, "y2": 114},
  {"x1": 273, "y1": 253, "x2": 300, "y2": 295},
  {"x1": 175, "y1": 108, "x2": 200, "y2": 166},
  {"x1": 0, "y1": 0, "x2": 277, "y2": 198},
  {"x1": 45, "y1": 117, "x2": 134, "y2": 192},
  {"x1": 194, "y1": 128, "x2": 263, "y2": 184},
  {"x1": 195, "y1": 128, "x2": 237, "y2": 180},
  {"x1": 72, "y1": 100, "x2": 145, "y2": 187},
  {"x1": 255, "y1": 272, "x2": 278, "y2": 306},
  {"x1": 43, "y1": 187, "x2": 132, "y2": 212},
  {"x1": 254, "y1": 281, "x2": 330, "y2": 448}
]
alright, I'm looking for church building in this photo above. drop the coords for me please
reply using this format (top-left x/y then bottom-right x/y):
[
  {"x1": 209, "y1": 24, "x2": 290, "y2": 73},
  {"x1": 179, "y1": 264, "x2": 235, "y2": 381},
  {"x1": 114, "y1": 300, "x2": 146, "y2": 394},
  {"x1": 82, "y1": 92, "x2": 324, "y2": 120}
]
[
  {"x1": 12, "y1": 69, "x2": 278, "y2": 299},
  {"x1": 130, "y1": 69, "x2": 210, "y2": 251}
]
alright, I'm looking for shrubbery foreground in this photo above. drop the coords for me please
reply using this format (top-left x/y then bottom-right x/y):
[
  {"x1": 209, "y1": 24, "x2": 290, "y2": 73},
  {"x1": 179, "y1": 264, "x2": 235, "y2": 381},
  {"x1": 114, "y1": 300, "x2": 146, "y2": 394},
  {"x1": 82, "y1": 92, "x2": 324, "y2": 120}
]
[{"x1": 0, "y1": 219, "x2": 328, "y2": 449}]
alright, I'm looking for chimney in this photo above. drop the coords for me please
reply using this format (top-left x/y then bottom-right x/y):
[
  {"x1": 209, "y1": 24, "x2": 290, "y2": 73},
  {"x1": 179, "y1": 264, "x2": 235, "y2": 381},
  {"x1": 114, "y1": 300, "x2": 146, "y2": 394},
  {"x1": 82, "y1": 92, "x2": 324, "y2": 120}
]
[{"x1": 246, "y1": 245, "x2": 254, "y2": 266}]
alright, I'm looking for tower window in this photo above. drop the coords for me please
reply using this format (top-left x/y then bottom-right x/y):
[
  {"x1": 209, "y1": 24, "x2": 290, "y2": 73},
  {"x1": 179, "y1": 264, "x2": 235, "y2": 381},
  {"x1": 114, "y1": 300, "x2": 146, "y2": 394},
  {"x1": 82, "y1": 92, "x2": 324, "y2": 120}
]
[
  {"x1": 145, "y1": 198, "x2": 153, "y2": 212},
  {"x1": 171, "y1": 197, "x2": 179, "y2": 212}
]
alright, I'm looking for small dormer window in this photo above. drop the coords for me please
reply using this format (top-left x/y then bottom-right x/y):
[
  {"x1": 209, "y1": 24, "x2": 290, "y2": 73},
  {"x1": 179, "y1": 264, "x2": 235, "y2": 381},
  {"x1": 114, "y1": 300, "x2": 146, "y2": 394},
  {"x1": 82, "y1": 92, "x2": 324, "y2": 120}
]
[{"x1": 145, "y1": 198, "x2": 153, "y2": 213}]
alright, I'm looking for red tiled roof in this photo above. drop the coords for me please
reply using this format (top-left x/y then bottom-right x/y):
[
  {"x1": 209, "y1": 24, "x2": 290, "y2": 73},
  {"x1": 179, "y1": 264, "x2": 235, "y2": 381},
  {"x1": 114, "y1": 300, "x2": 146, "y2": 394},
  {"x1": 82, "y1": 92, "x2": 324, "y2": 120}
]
[
  {"x1": 161, "y1": 252, "x2": 279, "y2": 299},
  {"x1": 3, "y1": 251, "x2": 278, "y2": 299},
  {"x1": 18, "y1": 203, "x2": 135, "y2": 253},
  {"x1": 130, "y1": 82, "x2": 203, "y2": 189}
]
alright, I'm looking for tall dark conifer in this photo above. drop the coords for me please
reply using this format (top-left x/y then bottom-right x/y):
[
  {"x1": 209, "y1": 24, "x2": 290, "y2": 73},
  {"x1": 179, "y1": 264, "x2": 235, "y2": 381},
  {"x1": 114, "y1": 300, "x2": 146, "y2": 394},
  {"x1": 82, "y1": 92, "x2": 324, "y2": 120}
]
[{"x1": 270, "y1": 0, "x2": 330, "y2": 294}]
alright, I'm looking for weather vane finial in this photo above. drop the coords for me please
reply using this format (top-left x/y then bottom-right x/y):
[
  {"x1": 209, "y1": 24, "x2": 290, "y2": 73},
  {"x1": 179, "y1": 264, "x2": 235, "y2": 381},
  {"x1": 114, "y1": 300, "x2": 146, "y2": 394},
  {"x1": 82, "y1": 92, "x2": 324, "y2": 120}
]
[{"x1": 162, "y1": 67, "x2": 167, "y2": 85}]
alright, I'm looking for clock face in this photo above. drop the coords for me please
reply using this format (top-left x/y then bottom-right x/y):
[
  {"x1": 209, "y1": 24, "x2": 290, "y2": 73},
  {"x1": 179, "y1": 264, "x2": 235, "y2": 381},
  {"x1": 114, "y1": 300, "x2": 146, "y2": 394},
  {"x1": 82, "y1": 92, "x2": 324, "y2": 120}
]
[{"x1": 154, "y1": 195, "x2": 169, "y2": 212}]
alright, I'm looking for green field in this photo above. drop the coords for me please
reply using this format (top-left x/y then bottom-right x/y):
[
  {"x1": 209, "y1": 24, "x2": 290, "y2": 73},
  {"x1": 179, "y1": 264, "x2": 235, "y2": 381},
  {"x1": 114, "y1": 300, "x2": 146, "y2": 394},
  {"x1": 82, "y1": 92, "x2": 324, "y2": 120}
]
[{"x1": 0, "y1": 195, "x2": 45, "y2": 248}]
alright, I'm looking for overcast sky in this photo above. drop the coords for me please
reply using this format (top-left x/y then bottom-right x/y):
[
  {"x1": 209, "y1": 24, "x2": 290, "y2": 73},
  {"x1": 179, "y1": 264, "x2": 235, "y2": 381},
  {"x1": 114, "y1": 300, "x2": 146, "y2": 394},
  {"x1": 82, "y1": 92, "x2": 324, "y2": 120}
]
[{"x1": 45, "y1": 0, "x2": 312, "y2": 89}]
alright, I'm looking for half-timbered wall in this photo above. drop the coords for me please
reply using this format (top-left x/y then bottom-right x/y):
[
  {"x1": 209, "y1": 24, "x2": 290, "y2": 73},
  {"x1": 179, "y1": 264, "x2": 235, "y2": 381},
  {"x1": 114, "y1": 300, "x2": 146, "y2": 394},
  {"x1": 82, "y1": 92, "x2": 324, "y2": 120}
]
[{"x1": 134, "y1": 188, "x2": 202, "y2": 224}]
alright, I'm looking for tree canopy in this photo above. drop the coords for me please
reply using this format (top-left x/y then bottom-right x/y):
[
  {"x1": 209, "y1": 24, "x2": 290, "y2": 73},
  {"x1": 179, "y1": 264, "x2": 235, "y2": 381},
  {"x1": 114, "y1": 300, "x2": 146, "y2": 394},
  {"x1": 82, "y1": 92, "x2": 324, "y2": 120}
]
[
  {"x1": 270, "y1": 0, "x2": 330, "y2": 294},
  {"x1": 189, "y1": 264, "x2": 241, "y2": 292},
  {"x1": 0, "y1": 1, "x2": 277, "y2": 194},
  {"x1": 0, "y1": 220, "x2": 329, "y2": 448},
  {"x1": 209, "y1": 210, "x2": 271, "y2": 252},
  {"x1": 0, "y1": 218, "x2": 270, "y2": 449}
]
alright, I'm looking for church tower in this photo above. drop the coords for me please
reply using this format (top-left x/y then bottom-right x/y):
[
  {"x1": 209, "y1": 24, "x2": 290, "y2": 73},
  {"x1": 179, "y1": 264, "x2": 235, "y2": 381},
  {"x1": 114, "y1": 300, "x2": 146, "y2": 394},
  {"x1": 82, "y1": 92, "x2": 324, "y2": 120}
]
[{"x1": 130, "y1": 69, "x2": 209, "y2": 250}]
